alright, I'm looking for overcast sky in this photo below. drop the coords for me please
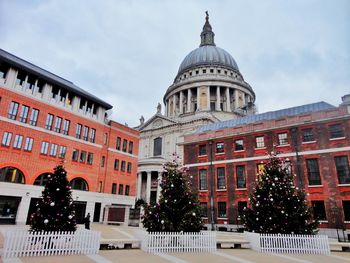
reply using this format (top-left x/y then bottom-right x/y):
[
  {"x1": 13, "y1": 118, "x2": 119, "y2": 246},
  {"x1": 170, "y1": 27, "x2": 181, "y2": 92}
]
[{"x1": 1, "y1": 0, "x2": 349, "y2": 127}]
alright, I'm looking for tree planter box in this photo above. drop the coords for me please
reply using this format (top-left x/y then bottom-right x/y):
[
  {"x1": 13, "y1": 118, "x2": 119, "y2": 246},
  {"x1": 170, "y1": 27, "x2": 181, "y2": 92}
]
[
  {"x1": 138, "y1": 231, "x2": 217, "y2": 253},
  {"x1": 2, "y1": 229, "x2": 100, "y2": 258},
  {"x1": 244, "y1": 231, "x2": 330, "y2": 255}
]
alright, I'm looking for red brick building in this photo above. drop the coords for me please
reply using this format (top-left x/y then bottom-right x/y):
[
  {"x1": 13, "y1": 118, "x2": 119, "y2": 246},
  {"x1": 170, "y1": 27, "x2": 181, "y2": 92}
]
[
  {"x1": 0, "y1": 49, "x2": 139, "y2": 224},
  {"x1": 183, "y1": 97, "x2": 350, "y2": 231}
]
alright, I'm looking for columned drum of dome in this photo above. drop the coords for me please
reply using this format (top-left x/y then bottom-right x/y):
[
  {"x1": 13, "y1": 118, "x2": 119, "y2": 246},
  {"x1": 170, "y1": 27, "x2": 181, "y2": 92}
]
[{"x1": 163, "y1": 13, "x2": 256, "y2": 121}]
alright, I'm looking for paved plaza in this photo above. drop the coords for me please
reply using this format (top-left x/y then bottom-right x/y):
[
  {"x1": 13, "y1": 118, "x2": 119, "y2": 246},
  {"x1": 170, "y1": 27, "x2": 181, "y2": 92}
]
[{"x1": 1, "y1": 224, "x2": 350, "y2": 263}]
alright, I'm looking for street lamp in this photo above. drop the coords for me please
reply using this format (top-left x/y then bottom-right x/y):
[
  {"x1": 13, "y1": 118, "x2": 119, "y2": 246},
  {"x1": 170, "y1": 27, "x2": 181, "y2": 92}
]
[{"x1": 208, "y1": 140, "x2": 215, "y2": 231}]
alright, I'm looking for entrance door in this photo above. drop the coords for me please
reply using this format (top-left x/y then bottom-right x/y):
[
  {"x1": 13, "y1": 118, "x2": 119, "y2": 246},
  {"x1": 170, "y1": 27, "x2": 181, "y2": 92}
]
[
  {"x1": 73, "y1": 201, "x2": 87, "y2": 224},
  {"x1": 93, "y1": 202, "x2": 101, "y2": 222}
]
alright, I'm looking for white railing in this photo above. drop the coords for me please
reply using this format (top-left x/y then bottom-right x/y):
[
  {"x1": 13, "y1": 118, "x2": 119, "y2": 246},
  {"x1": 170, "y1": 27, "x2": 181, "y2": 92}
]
[
  {"x1": 2, "y1": 229, "x2": 101, "y2": 258},
  {"x1": 139, "y1": 231, "x2": 217, "y2": 253},
  {"x1": 244, "y1": 231, "x2": 330, "y2": 255}
]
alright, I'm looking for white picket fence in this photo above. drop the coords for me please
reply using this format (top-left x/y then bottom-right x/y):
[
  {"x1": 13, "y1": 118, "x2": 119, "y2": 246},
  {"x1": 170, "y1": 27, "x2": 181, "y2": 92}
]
[
  {"x1": 2, "y1": 229, "x2": 101, "y2": 258},
  {"x1": 139, "y1": 231, "x2": 217, "y2": 253},
  {"x1": 244, "y1": 231, "x2": 330, "y2": 255}
]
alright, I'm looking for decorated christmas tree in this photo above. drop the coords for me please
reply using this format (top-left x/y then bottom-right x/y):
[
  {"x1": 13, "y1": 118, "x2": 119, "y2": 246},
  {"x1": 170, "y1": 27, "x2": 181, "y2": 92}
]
[
  {"x1": 242, "y1": 153, "x2": 318, "y2": 234},
  {"x1": 142, "y1": 158, "x2": 203, "y2": 232},
  {"x1": 30, "y1": 165, "x2": 76, "y2": 232}
]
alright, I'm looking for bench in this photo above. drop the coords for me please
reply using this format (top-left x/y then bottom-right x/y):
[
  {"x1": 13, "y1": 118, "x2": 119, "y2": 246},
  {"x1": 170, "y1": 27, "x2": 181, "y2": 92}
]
[{"x1": 217, "y1": 239, "x2": 250, "y2": 249}]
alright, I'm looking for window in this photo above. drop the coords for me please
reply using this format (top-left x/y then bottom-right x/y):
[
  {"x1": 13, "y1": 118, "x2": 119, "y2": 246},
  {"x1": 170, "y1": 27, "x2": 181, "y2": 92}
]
[
  {"x1": 127, "y1": 162, "x2": 132, "y2": 173},
  {"x1": 200, "y1": 202, "x2": 208, "y2": 217},
  {"x1": 8, "y1": 101, "x2": 19, "y2": 120},
  {"x1": 302, "y1": 128, "x2": 314, "y2": 142},
  {"x1": 335, "y1": 156, "x2": 350, "y2": 184},
  {"x1": 80, "y1": 151, "x2": 86, "y2": 163},
  {"x1": 45, "y1": 114, "x2": 54, "y2": 130},
  {"x1": 72, "y1": 149, "x2": 79, "y2": 161},
  {"x1": 24, "y1": 137, "x2": 34, "y2": 151},
  {"x1": 122, "y1": 139, "x2": 127, "y2": 152},
  {"x1": 312, "y1": 201, "x2": 327, "y2": 221},
  {"x1": 19, "y1": 105, "x2": 29, "y2": 123},
  {"x1": 54, "y1": 117, "x2": 62, "y2": 133},
  {"x1": 257, "y1": 163, "x2": 265, "y2": 175},
  {"x1": 34, "y1": 173, "x2": 52, "y2": 186},
  {"x1": 29, "y1": 108, "x2": 39, "y2": 126},
  {"x1": 114, "y1": 159, "x2": 119, "y2": 170},
  {"x1": 101, "y1": 156, "x2": 105, "y2": 167},
  {"x1": 199, "y1": 145, "x2": 206, "y2": 156},
  {"x1": 116, "y1": 137, "x2": 121, "y2": 150},
  {"x1": 59, "y1": 146, "x2": 67, "y2": 158},
  {"x1": 125, "y1": 185, "x2": 130, "y2": 196},
  {"x1": 218, "y1": 202, "x2": 227, "y2": 218},
  {"x1": 217, "y1": 167, "x2": 226, "y2": 190},
  {"x1": 87, "y1": 152, "x2": 93, "y2": 164},
  {"x1": 70, "y1": 178, "x2": 88, "y2": 191},
  {"x1": 234, "y1": 139, "x2": 244, "y2": 151},
  {"x1": 62, "y1": 119, "x2": 70, "y2": 135},
  {"x1": 49, "y1": 144, "x2": 58, "y2": 156},
  {"x1": 236, "y1": 165, "x2": 246, "y2": 188},
  {"x1": 40, "y1": 141, "x2": 49, "y2": 155},
  {"x1": 343, "y1": 201, "x2": 350, "y2": 221},
  {"x1": 199, "y1": 169, "x2": 207, "y2": 190},
  {"x1": 121, "y1": 161, "x2": 126, "y2": 172},
  {"x1": 0, "y1": 166, "x2": 25, "y2": 184},
  {"x1": 306, "y1": 159, "x2": 321, "y2": 185},
  {"x1": 75, "y1": 124, "x2": 82, "y2": 139},
  {"x1": 278, "y1": 132, "x2": 288, "y2": 145},
  {"x1": 237, "y1": 201, "x2": 247, "y2": 219},
  {"x1": 216, "y1": 142, "x2": 224, "y2": 154},
  {"x1": 2, "y1": 132, "x2": 12, "y2": 146},
  {"x1": 128, "y1": 141, "x2": 133, "y2": 154},
  {"x1": 255, "y1": 136, "x2": 265, "y2": 148},
  {"x1": 11, "y1": 134, "x2": 23, "y2": 149},
  {"x1": 90, "y1": 128, "x2": 96, "y2": 143},
  {"x1": 118, "y1": 184, "x2": 124, "y2": 195},
  {"x1": 329, "y1": 124, "x2": 344, "y2": 139},
  {"x1": 153, "y1": 137, "x2": 162, "y2": 156},
  {"x1": 112, "y1": 183, "x2": 117, "y2": 194},
  {"x1": 82, "y1": 126, "x2": 89, "y2": 141}
]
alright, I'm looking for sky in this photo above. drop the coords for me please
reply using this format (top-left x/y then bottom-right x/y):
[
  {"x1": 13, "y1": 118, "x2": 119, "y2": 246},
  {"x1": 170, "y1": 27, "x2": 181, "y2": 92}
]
[{"x1": 0, "y1": 0, "x2": 349, "y2": 127}]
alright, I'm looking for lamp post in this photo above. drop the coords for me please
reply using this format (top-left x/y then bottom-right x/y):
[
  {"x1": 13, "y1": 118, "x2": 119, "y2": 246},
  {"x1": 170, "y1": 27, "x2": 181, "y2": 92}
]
[{"x1": 209, "y1": 140, "x2": 215, "y2": 231}]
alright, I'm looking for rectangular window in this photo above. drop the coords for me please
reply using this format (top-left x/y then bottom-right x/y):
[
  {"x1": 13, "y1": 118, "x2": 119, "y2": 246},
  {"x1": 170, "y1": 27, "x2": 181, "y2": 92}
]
[
  {"x1": 200, "y1": 202, "x2": 208, "y2": 217},
  {"x1": 218, "y1": 202, "x2": 227, "y2": 218},
  {"x1": 199, "y1": 169, "x2": 207, "y2": 190},
  {"x1": 87, "y1": 152, "x2": 93, "y2": 164},
  {"x1": 236, "y1": 165, "x2": 246, "y2": 188},
  {"x1": 111, "y1": 183, "x2": 117, "y2": 194},
  {"x1": 343, "y1": 201, "x2": 350, "y2": 221},
  {"x1": 59, "y1": 146, "x2": 67, "y2": 158},
  {"x1": 234, "y1": 139, "x2": 244, "y2": 151},
  {"x1": 199, "y1": 145, "x2": 207, "y2": 156},
  {"x1": 54, "y1": 117, "x2": 62, "y2": 133},
  {"x1": 8, "y1": 101, "x2": 19, "y2": 120},
  {"x1": 335, "y1": 156, "x2": 350, "y2": 184},
  {"x1": 306, "y1": 159, "x2": 322, "y2": 185},
  {"x1": 118, "y1": 184, "x2": 124, "y2": 195},
  {"x1": 237, "y1": 201, "x2": 247, "y2": 219},
  {"x1": 72, "y1": 149, "x2": 79, "y2": 161},
  {"x1": 19, "y1": 105, "x2": 29, "y2": 123},
  {"x1": 128, "y1": 141, "x2": 133, "y2": 154},
  {"x1": 114, "y1": 159, "x2": 119, "y2": 170},
  {"x1": 302, "y1": 128, "x2": 314, "y2": 142},
  {"x1": 121, "y1": 161, "x2": 126, "y2": 172},
  {"x1": 329, "y1": 124, "x2": 344, "y2": 139},
  {"x1": 216, "y1": 142, "x2": 224, "y2": 154},
  {"x1": 125, "y1": 185, "x2": 130, "y2": 196},
  {"x1": 45, "y1": 114, "x2": 54, "y2": 130},
  {"x1": 82, "y1": 126, "x2": 89, "y2": 141},
  {"x1": 127, "y1": 162, "x2": 132, "y2": 173},
  {"x1": 255, "y1": 136, "x2": 265, "y2": 148},
  {"x1": 1, "y1": 132, "x2": 12, "y2": 146},
  {"x1": 49, "y1": 144, "x2": 58, "y2": 156},
  {"x1": 75, "y1": 124, "x2": 82, "y2": 139},
  {"x1": 29, "y1": 108, "x2": 39, "y2": 126},
  {"x1": 116, "y1": 137, "x2": 121, "y2": 150},
  {"x1": 101, "y1": 156, "x2": 105, "y2": 167},
  {"x1": 24, "y1": 137, "x2": 34, "y2": 151},
  {"x1": 90, "y1": 128, "x2": 96, "y2": 143},
  {"x1": 80, "y1": 151, "x2": 86, "y2": 163},
  {"x1": 153, "y1": 137, "x2": 162, "y2": 156},
  {"x1": 98, "y1": 181, "x2": 102, "y2": 193},
  {"x1": 62, "y1": 119, "x2": 70, "y2": 135},
  {"x1": 122, "y1": 139, "x2": 127, "y2": 152},
  {"x1": 278, "y1": 132, "x2": 288, "y2": 145},
  {"x1": 13, "y1": 134, "x2": 23, "y2": 149},
  {"x1": 312, "y1": 201, "x2": 327, "y2": 221},
  {"x1": 40, "y1": 141, "x2": 49, "y2": 155},
  {"x1": 104, "y1": 133, "x2": 108, "y2": 145},
  {"x1": 217, "y1": 167, "x2": 226, "y2": 190},
  {"x1": 257, "y1": 163, "x2": 265, "y2": 175}
]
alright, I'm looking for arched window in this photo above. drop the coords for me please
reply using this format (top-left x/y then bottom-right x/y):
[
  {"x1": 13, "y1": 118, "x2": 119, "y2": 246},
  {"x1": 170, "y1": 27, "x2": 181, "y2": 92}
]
[
  {"x1": 0, "y1": 166, "x2": 25, "y2": 184},
  {"x1": 153, "y1": 137, "x2": 162, "y2": 156},
  {"x1": 70, "y1": 178, "x2": 89, "y2": 191},
  {"x1": 33, "y1": 173, "x2": 53, "y2": 186}
]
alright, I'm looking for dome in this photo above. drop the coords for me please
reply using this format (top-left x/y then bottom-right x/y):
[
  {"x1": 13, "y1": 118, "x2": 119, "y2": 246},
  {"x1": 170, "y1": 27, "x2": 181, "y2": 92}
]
[{"x1": 177, "y1": 45, "x2": 239, "y2": 75}]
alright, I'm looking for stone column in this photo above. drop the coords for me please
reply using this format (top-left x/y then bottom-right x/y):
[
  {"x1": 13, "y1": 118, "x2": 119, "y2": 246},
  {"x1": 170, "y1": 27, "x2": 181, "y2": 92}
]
[
  {"x1": 216, "y1": 86, "x2": 221, "y2": 111},
  {"x1": 207, "y1": 86, "x2": 210, "y2": 110},
  {"x1": 156, "y1": 172, "x2": 162, "y2": 203},
  {"x1": 146, "y1": 172, "x2": 151, "y2": 203},
  {"x1": 179, "y1": 91, "x2": 183, "y2": 114},
  {"x1": 226, "y1": 87, "x2": 230, "y2": 112},
  {"x1": 165, "y1": 102, "x2": 168, "y2": 116},
  {"x1": 172, "y1": 95, "x2": 176, "y2": 116},
  {"x1": 196, "y1": 87, "x2": 200, "y2": 111},
  {"x1": 235, "y1": 89, "x2": 240, "y2": 109},
  {"x1": 187, "y1": 89, "x2": 192, "y2": 113},
  {"x1": 137, "y1": 172, "x2": 142, "y2": 199}
]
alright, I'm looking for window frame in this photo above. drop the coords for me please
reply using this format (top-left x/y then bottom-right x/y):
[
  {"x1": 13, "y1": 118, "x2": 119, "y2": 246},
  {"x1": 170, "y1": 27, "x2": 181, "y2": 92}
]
[
  {"x1": 7, "y1": 101, "x2": 19, "y2": 120},
  {"x1": 217, "y1": 167, "x2": 226, "y2": 190},
  {"x1": 329, "y1": 124, "x2": 344, "y2": 139},
  {"x1": 218, "y1": 202, "x2": 227, "y2": 218},
  {"x1": 45, "y1": 114, "x2": 54, "y2": 130},
  {"x1": 40, "y1": 141, "x2": 49, "y2": 155},
  {"x1": 216, "y1": 142, "x2": 224, "y2": 154},
  {"x1": 19, "y1": 105, "x2": 29, "y2": 123},
  {"x1": 236, "y1": 165, "x2": 246, "y2": 189},
  {"x1": 255, "y1": 136, "x2": 265, "y2": 148},
  {"x1": 277, "y1": 132, "x2": 288, "y2": 145},
  {"x1": 234, "y1": 139, "x2": 244, "y2": 151},
  {"x1": 302, "y1": 128, "x2": 315, "y2": 142},
  {"x1": 335, "y1": 156, "x2": 350, "y2": 184},
  {"x1": 29, "y1": 108, "x2": 39, "y2": 126},
  {"x1": 12, "y1": 134, "x2": 23, "y2": 149},
  {"x1": 199, "y1": 169, "x2": 207, "y2": 190},
  {"x1": 24, "y1": 137, "x2": 34, "y2": 152},
  {"x1": 306, "y1": 159, "x2": 322, "y2": 185},
  {"x1": 1, "y1": 132, "x2": 12, "y2": 147}
]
